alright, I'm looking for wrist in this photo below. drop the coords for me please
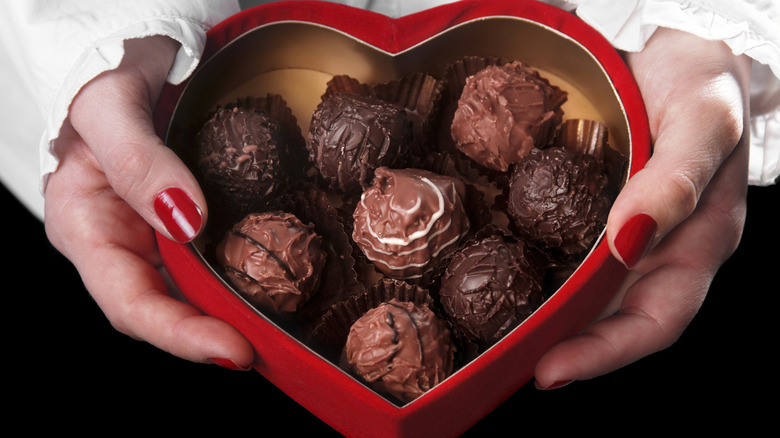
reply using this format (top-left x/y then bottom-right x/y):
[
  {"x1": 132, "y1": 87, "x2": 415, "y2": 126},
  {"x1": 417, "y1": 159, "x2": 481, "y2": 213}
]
[{"x1": 121, "y1": 35, "x2": 180, "y2": 94}]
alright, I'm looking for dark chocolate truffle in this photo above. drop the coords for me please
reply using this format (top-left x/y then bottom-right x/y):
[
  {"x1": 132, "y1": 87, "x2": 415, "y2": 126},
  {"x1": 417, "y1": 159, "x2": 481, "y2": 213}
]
[
  {"x1": 308, "y1": 93, "x2": 413, "y2": 194},
  {"x1": 216, "y1": 212, "x2": 326, "y2": 316},
  {"x1": 506, "y1": 146, "x2": 610, "y2": 256},
  {"x1": 196, "y1": 103, "x2": 284, "y2": 212},
  {"x1": 352, "y1": 167, "x2": 470, "y2": 279},
  {"x1": 345, "y1": 299, "x2": 455, "y2": 403},
  {"x1": 439, "y1": 232, "x2": 545, "y2": 344},
  {"x1": 451, "y1": 61, "x2": 567, "y2": 172}
]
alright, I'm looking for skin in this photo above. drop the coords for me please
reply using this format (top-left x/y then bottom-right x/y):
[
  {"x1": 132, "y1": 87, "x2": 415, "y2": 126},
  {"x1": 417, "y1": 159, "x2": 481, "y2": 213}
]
[
  {"x1": 534, "y1": 28, "x2": 752, "y2": 388},
  {"x1": 43, "y1": 28, "x2": 752, "y2": 380},
  {"x1": 43, "y1": 36, "x2": 254, "y2": 368}
]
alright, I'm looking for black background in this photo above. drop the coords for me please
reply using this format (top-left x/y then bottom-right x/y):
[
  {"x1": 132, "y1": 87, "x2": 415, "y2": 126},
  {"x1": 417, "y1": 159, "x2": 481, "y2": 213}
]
[{"x1": 5, "y1": 181, "x2": 776, "y2": 435}]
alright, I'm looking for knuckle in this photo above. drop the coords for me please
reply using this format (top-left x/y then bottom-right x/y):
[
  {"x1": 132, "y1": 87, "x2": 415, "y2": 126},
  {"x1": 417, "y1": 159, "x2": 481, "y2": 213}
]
[
  {"x1": 104, "y1": 142, "x2": 155, "y2": 200},
  {"x1": 697, "y1": 91, "x2": 745, "y2": 149},
  {"x1": 662, "y1": 170, "x2": 701, "y2": 220},
  {"x1": 701, "y1": 198, "x2": 747, "y2": 259}
]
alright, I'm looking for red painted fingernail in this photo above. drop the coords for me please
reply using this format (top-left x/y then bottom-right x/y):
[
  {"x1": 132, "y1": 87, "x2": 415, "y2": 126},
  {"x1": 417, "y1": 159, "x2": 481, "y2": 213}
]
[
  {"x1": 614, "y1": 213, "x2": 657, "y2": 269},
  {"x1": 535, "y1": 379, "x2": 573, "y2": 390},
  {"x1": 154, "y1": 187, "x2": 202, "y2": 243},
  {"x1": 209, "y1": 357, "x2": 251, "y2": 371}
]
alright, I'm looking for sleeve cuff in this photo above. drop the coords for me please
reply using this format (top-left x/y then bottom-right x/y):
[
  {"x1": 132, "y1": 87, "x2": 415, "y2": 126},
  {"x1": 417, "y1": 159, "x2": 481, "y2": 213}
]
[
  {"x1": 40, "y1": 17, "x2": 216, "y2": 191},
  {"x1": 572, "y1": 0, "x2": 780, "y2": 186}
]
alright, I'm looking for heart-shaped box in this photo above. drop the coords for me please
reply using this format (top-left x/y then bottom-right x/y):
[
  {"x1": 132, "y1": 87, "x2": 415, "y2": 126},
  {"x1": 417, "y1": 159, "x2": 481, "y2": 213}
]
[{"x1": 154, "y1": 1, "x2": 650, "y2": 436}]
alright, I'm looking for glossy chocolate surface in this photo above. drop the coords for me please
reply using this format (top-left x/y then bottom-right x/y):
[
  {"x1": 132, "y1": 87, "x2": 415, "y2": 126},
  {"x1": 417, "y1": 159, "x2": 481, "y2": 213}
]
[
  {"x1": 451, "y1": 61, "x2": 567, "y2": 171},
  {"x1": 506, "y1": 146, "x2": 610, "y2": 256},
  {"x1": 216, "y1": 212, "x2": 327, "y2": 315},
  {"x1": 345, "y1": 299, "x2": 455, "y2": 403},
  {"x1": 352, "y1": 167, "x2": 470, "y2": 279},
  {"x1": 308, "y1": 93, "x2": 413, "y2": 194},
  {"x1": 440, "y1": 232, "x2": 545, "y2": 344}
]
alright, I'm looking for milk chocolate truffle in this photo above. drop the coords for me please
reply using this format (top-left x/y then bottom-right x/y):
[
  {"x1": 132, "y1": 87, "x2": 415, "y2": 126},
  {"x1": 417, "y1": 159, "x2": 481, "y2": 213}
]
[
  {"x1": 196, "y1": 103, "x2": 284, "y2": 212},
  {"x1": 308, "y1": 93, "x2": 413, "y2": 194},
  {"x1": 345, "y1": 299, "x2": 455, "y2": 403},
  {"x1": 352, "y1": 167, "x2": 470, "y2": 279},
  {"x1": 506, "y1": 146, "x2": 610, "y2": 256},
  {"x1": 216, "y1": 212, "x2": 326, "y2": 316},
  {"x1": 451, "y1": 61, "x2": 567, "y2": 172},
  {"x1": 439, "y1": 233, "x2": 545, "y2": 344}
]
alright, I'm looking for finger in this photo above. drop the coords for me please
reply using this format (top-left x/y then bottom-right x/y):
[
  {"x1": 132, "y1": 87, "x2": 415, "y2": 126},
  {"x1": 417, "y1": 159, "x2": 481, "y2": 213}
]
[
  {"x1": 534, "y1": 113, "x2": 749, "y2": 388},
  {"x1": 533, "y1": 266, "x2": 700, "y2": 387},
  {"x1": 68, "y1": 36, "x2": 206, "y2": 243},
  {"x1": 534, "y1": 219, "x2": 726, "y2": 387},
  {"x1": 44, "y1": 122, "x2": 254, "y2": 368},
  {"x1": 86, "y1": 241, "x2": 255, "y2": 367},
  {"x1": 606, "y1": 29, "x2": 752, "y2": 269}
]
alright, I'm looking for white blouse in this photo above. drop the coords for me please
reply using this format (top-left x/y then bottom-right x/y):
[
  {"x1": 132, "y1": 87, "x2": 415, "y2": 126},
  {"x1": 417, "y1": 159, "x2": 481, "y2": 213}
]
[{"x1": 0, "y1": 0, "x2": 777, "y2": 220}]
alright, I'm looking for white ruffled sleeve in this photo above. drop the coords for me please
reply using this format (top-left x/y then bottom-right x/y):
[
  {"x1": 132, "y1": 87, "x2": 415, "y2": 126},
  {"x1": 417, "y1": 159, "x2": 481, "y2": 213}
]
[
  {"x1": 564, "y1": 0, "x2": 780, "y2": 185},
  {"x1": 0, "y1": 0, "x2": 240, "y2": 209}
]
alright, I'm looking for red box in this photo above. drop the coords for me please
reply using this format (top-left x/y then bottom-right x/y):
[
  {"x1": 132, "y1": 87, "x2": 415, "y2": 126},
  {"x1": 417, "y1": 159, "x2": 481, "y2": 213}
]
[{"x1": 154, "y1": 1, "x2": 650, "y2": 436}]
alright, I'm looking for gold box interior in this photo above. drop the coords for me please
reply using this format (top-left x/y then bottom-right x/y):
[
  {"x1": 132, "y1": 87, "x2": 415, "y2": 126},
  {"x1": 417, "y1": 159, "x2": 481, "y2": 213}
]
[{"x1": 166, "y1": 18, "x2": 631, "y2": 163}]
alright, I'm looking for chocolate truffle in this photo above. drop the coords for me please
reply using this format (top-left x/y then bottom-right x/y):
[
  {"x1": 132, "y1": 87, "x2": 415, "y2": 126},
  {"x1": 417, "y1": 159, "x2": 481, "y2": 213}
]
[
  {"x1": 451, "y1": 61, "x2": 567, "y2": 172},
  {"x1": 352, "y1": 167, "x2": 470, "y2": 279},
  {"x1": 196, "y1": 103, "x2": 284, "y2": 212},
  {"x1": 216, "y1": 212, "x2": 326, "y2": 316},
  {"x1": 308, "y1": 93, "x2": 413, "y2": 194},
  {"x1": 439, "y1": 233, "x2": 545, "y2": 344},
  {"x1": 506, "y1": 146, "x2": 610, "y2": 256},
  {"x1": 345, "y1": 299, "x2": 455, "y2": 403}
]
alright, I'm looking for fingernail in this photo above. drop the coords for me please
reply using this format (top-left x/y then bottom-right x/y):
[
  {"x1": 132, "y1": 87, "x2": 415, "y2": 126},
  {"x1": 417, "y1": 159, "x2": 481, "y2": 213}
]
[
  {"x1": 154, "y1": 187, "x2": 202, "y2": 243},
  {"x1": 614, "y1": 213, "x2": 657, "y2": 269},
  {"x1": 209, "y1": 357, "x2": 251, "y2": 371},
  {"x1": 535, "y1": 379, "x2": 573, "y2": 390}
]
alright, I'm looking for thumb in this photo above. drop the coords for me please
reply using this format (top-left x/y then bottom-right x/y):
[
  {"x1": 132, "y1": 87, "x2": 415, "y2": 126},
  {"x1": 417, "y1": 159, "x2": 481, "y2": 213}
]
[
  {"x1": 68, "y1": 36, "x2": 206, "y2": 243},
  {"x1": 607, "y1": 29, "x2": 752, "y2": 269}
]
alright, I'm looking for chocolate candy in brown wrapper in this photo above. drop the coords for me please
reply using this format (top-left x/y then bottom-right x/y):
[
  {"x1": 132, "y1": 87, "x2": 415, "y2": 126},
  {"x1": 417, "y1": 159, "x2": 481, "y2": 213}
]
[
  {"x1": 506, "y1": 146, "x2": 610, "y2": 257},
  {"x1": 307, "y1": 93, "x2": 414, "y2": 195},
  {"x1": 324, "y1": 73, "x2": 443, "y2": 152},
  {"x1": 555, "y1": 118, "x2": 629, "y2": 198},
  {"x1": 352, "y1": 167, "x2": 470, "y2": 280},
  {"x1": 451, "y1": 61, "x2": 567, "y2": 172},
  {"x1": 308, "y1": 277, "x2": 434, "y2": 361},
  {"x1": 196, "y1": 99, "x2": 288, "y2": 217},
  {"x1": 345, "y1": 298, "x2": 456, "y2": 403},
  {"x1": 216, "y1": 212, "x2": 326, "y2": 316},
  {"x1": 439, "y1": 231, "x2": 545, "y2": 345},
  {"x1": 275, "y1": 185, "x2": 368, "y2": 333},
  {"x1": 555, "y1": 118, "x2": 608, "y2": 160}
]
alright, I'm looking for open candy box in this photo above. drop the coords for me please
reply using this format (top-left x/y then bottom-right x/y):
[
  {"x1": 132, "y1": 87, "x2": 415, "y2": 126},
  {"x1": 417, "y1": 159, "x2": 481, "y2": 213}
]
[{"x1": 153, "y1": 1, "x2": 650, "y2": 436}]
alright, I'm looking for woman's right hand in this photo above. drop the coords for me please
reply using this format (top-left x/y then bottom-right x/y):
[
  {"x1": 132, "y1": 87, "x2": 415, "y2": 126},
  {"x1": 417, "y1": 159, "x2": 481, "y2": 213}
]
[{"x1": 43, "y1": 35, "x2": 255, "y2": 370}]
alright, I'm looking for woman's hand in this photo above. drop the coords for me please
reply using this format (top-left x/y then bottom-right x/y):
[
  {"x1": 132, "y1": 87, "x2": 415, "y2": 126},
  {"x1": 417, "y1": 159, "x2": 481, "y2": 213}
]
[
  {"x1": 43, "y1": 35, "x2": 255, "y2": 370},
  {"x1": 534, "y1": 28, "x2": 752, "y2": 388}
]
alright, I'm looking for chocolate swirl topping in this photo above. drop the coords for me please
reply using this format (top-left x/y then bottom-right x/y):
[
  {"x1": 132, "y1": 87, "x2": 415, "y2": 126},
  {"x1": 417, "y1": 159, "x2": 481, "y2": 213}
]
[{"x1": 352, "y1": 167, "x2": 470, "y2": 279}]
